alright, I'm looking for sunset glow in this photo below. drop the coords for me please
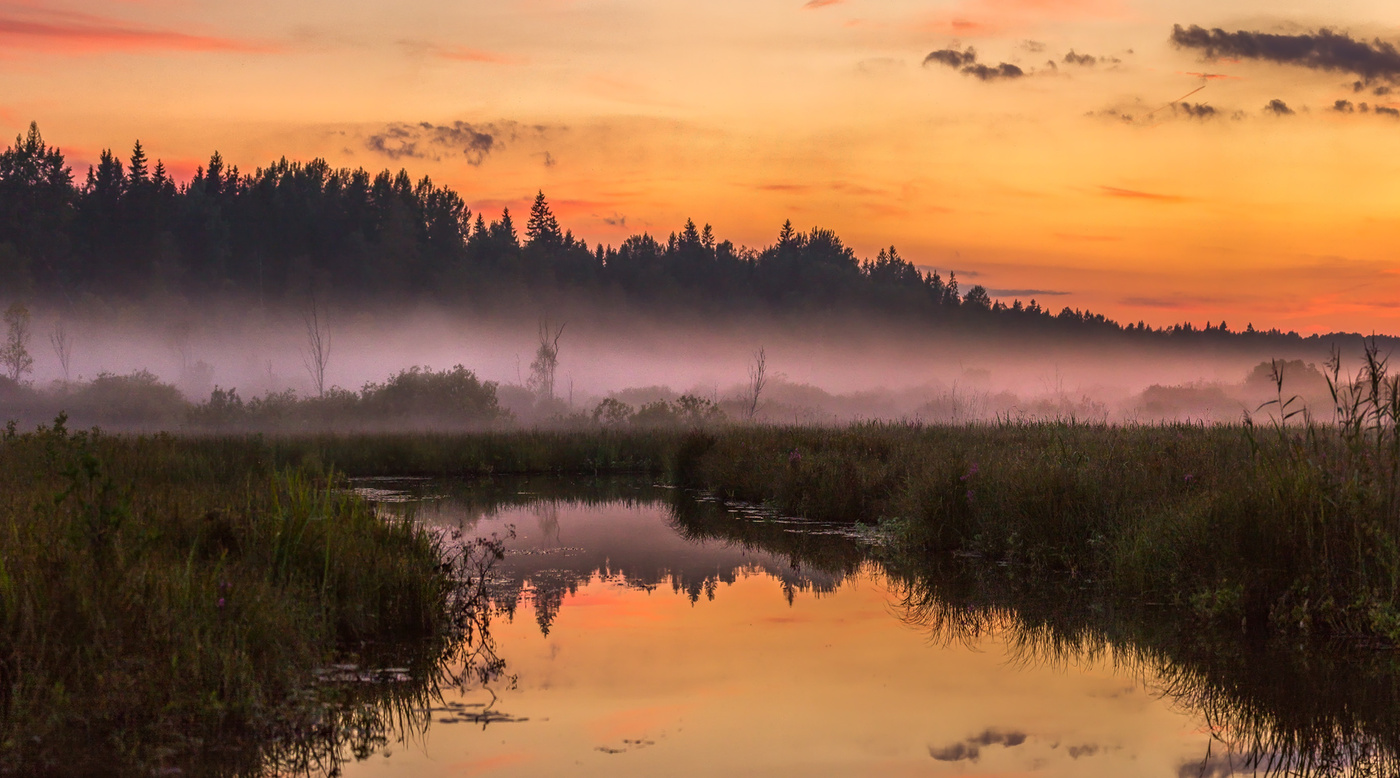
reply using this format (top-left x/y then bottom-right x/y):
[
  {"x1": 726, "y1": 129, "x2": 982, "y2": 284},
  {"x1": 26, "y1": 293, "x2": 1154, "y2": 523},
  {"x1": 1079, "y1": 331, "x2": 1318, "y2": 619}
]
[{"x1": 6, "y1": 0, "x2": 1400, "y2": 332}]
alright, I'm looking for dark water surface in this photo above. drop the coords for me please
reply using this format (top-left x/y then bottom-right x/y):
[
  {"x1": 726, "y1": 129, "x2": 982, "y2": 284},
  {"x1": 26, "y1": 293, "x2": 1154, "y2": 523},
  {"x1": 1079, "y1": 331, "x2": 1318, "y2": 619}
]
[{"x1": 323, "y1": 477, "x2": 1400, "y2": 778}]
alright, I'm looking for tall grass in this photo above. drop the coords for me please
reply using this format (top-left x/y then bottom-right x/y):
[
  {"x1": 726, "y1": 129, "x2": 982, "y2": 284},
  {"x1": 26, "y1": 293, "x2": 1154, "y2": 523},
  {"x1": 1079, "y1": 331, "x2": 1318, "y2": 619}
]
[
  {"x1": 0, "y1": 417, "x2": 494, "y2": 774},
  {"x1": 676, "y1": 343, "x2": 1400, "y2": 641}
]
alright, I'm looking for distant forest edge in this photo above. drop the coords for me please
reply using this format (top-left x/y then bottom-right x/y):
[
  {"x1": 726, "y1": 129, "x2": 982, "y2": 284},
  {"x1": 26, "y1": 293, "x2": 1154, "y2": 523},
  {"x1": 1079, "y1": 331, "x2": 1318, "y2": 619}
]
[{"x1": 0, "y1": 123, "x2": 1386, "y2": 346}]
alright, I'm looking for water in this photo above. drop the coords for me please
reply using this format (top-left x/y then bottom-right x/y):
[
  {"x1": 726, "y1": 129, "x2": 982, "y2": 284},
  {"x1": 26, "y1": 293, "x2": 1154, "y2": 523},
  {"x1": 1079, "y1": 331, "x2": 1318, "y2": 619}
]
[{"x1": 320, "y1": 477, "x2": 1400, "y2": 778}]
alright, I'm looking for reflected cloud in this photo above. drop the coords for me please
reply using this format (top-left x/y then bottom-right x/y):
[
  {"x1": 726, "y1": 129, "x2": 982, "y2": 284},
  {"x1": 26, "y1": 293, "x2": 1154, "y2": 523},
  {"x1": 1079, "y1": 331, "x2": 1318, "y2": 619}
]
[{"x1": 929, "y1": 728, "x2": 1029, "y2": 761}]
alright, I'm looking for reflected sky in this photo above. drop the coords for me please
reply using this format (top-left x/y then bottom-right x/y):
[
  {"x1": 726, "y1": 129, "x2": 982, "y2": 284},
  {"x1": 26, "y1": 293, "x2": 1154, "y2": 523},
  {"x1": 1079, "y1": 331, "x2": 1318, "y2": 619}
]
[{"x1": 343, "y1": 484, "x2": 1225, "y2": 777}]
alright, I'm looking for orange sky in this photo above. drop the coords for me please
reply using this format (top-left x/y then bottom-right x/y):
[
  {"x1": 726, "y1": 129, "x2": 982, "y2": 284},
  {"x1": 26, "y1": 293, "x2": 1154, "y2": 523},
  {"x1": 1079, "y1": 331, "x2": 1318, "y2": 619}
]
[{"x1": 4, "y1": 0, "x2": 1400, "y2": 333}]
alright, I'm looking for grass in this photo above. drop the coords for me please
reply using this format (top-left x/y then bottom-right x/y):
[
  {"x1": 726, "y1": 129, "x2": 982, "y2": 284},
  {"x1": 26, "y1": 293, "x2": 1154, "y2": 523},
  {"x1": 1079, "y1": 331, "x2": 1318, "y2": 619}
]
[{"x1": 0, "y1": 416, "x2": 505, "y2": 775}]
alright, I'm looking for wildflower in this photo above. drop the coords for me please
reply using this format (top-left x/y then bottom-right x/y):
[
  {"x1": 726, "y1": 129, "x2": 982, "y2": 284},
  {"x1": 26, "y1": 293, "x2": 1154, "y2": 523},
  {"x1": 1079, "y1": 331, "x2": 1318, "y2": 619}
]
[
  {"x1": 217, "y1": 597, "x2": 226, "y2": 609},
  {"x1": 966, "y1": 489, "x2": 975, "y2": 502},
  {"x1": 1184, "y1": 474, "x2": 1195, "y2": 484},
  {"x1": 789, "y1": 449, "x2": 802, "y2": 465}
]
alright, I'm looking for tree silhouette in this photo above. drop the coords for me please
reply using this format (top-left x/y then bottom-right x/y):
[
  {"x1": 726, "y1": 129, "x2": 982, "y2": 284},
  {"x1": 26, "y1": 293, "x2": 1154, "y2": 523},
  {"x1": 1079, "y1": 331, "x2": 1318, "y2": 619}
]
[{"x1": 0, "y1": 124, "x2": 1347, "y2": 348}]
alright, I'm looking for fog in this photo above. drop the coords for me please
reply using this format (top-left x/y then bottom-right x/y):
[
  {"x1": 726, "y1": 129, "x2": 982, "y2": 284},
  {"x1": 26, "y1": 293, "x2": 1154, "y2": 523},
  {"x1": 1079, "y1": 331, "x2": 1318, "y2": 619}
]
[{"x1": 0, "y1": 297, "x2": 1375, "y2": 430}]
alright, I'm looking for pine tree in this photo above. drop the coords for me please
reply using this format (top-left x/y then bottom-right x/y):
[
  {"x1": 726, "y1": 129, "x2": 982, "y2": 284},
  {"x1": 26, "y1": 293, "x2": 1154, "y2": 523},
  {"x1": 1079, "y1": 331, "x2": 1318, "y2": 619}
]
[
  {"x1": 525, "y1": 191, "x2": 561, "y2": 249},
  {"x1": 128, "y1": 140, "x2": 149, "y2": 186}
]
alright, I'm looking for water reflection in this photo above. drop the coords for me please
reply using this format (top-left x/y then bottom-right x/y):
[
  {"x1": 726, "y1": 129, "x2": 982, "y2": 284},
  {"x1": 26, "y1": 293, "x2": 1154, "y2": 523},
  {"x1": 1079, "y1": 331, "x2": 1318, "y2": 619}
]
[
  {"x1": 671, "y1": 490, "x2": 1400, "y2": 778},
  {"x1": 324, "y1": 477, "x2": 1400, "y2": 778}
]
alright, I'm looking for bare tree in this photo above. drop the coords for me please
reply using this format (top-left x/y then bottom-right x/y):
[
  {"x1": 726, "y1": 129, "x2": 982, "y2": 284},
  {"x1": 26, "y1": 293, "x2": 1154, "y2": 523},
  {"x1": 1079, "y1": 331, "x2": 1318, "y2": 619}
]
[
  {"x1": 1, "y1": 303, "x2": 34, "y2": 383},
  {"x1": 49, "y1": 321, "x2": 72, "y2": 383},
  {"x1": 527, "y1": 320, "x2": 565, "y2": 401},
  {"x1": 301, "y1": 296, "x2": 331, "y2": 398},
  {"x1": 745, "y1": 346, "x2": 767, "y2": 421}
]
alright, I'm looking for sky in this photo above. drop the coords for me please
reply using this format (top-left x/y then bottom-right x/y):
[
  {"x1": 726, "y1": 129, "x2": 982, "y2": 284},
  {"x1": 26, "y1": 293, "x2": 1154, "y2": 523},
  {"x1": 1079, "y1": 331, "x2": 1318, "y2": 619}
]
[{"x1": 3, "y1": 0, "x2": 1399, "y2": 333}]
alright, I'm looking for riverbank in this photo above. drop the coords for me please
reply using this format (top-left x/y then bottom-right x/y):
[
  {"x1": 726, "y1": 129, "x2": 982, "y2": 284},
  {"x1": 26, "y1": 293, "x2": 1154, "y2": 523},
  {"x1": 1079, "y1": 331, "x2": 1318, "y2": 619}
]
[
  {"x1": 92, "y1": 415, "x2": 1400, "y2": 642},
  {"x1": 0, "y1": 417, "x2": 500, "y2": 774}
]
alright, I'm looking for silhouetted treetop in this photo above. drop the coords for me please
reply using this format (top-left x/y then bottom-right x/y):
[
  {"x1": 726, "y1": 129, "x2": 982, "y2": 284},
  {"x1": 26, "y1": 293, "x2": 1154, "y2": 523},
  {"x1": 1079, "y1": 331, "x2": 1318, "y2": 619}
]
[{"x1": 0, "y1": 125, "x2": 1335, "y2": 344}]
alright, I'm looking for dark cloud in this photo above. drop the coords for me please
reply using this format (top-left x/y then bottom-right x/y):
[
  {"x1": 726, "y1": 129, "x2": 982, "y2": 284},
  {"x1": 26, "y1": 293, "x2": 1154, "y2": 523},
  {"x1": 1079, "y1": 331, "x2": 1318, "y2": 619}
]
[
  {"x1": 1334, "y1": 99, "x2": 1356, "y2": 112},
  {"x1": 1067, "y1": 743, "x2": 1101, "y2": 759},
  {"x1": 365, "y1": 125, "x2": 421, "y2": 160},
  {"x1": 924, "y1": 47, "x2": 1025, "y2": 80},
  {"x1": 964, "y1": 62, "x2": 1025, "y2": 80},
  {"x1": 1375, "y1": 85, "x2": 1393, "y2": 95},
  {"x1": 1176, "y1": 102, "x2": 1216, "y2": 118},
  {"x1": 365, "y1": 121, "x2": 505, "y2": 166},
  {"x1": 929, "y1": 729, "x2": 1028, "y2": 762},
  {"x1": 923, "y1": 48, "x2": 977, "y2": 68},
  {"x1": 602, "y1": 214, "x2": 627, "y2": 227},
  {"x1": 1171, "y1": 25, "x2": 1400, "y2": 85},
  {"x1": 1062, "y1": 50, "x2": 1120, "y2": 67},
  {"x1": 1377, "y1": 105, "x2": 1400, "y2": 117},
  {"x1": 970, "y1": 729, "x2": 1028, "y2": 747},
  {"x1": 929, "y1": 742, "x2": 979, "y2": 762},
  {"x1": 1264, "y1": 98, "x2": 1295, "y2": 115}
]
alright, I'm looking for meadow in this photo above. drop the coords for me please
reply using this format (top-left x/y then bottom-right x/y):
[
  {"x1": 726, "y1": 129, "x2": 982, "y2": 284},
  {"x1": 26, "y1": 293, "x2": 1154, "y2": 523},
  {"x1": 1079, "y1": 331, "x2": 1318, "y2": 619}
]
[{"x1": 4, "y1": 347, "x2": 1400, "y2": 773}]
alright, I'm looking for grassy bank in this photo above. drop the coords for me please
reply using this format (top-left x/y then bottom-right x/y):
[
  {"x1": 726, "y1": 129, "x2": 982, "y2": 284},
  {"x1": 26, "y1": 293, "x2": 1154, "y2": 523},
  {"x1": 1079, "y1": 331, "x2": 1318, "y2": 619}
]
[
  {"x1": 0, "y1": 417, "x2": 494, "y2": 775},
  {"x1": 683, "y1": 418, "x2": 1400, "y2": 640},
  {"x1": 71, "y1": 417, "x2": 1394, "y2": 641},
  {"x1": 47, "y1": 406, "x2": 1397, "y2": 643}
]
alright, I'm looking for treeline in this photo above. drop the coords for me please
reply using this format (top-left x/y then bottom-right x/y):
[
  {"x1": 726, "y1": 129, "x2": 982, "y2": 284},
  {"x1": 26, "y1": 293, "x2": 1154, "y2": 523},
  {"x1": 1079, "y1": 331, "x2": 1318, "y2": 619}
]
[
  {"x1": 0, "y1": 123, "x2": 1347, "y2": 343},
  {"x1": 0, "y1": 362, "x2": 739, "y2": 432}
]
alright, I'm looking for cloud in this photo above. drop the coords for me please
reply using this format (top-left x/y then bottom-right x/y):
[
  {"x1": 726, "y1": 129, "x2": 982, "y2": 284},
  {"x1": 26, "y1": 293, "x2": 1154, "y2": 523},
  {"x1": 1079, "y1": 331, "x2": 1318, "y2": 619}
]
[
  {"x1": 1171, "y1": 25, "x2": 1400, "y2": 85},
  {"x1": 1067, "y1": 743, "x2": 1101, "y2": 759},
  {"x1": 969, "y1": 729, "x2": 1028, "y2": 747},
  {"x1": 1264, "y1": 98, "x2": 1295, "y2": 115},
  {"x1": 802, "y1": 0, "x2": 845, "y2": 8},
  {"x1": 923, "y1": 47, "x2": 1025, "y2": 80},
  {"x1": 965, "y1": 62, "x2": 1025, "y2": 80},
  {"x1": 1065, "y1": 50, "x2": 1122, "y2": 67},
  {"x1": 989, "y1": 288, "x2": 1072, "y2": 297},
  {"x1": 366, "y1": 121, "x2": 508, "y2": 165},
  {"x1": 929, "y1": 742, "x2": 979, "y2": 762},
  {"x1": 1100, "y1": 186, "x2": 1189, "y2": 203},
  {"x1": 0, "y1": 9, "x2": 273, "y2": 54},
  {"x1": 928, "y1": 729, "x2": 1028, "y2": 762},
  {"x1": 1377, "y1": 105, "x2": 1400, "y2": 117},
  {"x1": 1175, "y1": 102, "x2": 1216, "y2": 118},
  {"x1": 924, "y1": 48, "x2": 978, "y2": 68},
  {"x1": 1334, "y1": 99, "x2": 1356, "y2": 112}
]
